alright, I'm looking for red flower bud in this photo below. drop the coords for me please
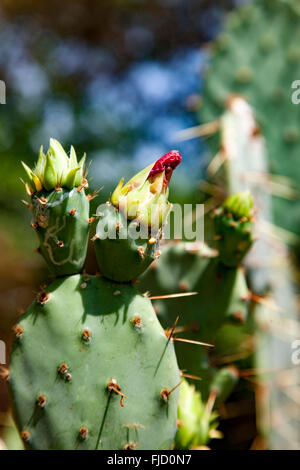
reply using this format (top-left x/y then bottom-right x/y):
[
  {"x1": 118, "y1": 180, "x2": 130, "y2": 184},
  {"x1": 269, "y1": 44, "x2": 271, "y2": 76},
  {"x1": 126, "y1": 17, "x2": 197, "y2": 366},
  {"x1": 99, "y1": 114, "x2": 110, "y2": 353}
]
[{"x1": 148, "y1": 150, "x2": 181, "y2": 186}]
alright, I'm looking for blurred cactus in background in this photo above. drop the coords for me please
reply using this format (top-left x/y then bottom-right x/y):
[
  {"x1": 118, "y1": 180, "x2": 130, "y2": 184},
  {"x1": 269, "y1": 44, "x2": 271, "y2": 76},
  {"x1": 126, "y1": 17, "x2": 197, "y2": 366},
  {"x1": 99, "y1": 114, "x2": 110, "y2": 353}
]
[
  {"x1": 139, "y1": 191, "x2": 255, "y2": 449},
  {"x1": 198, "y1": 0, "x2": 300, "y2": 447},
  {"x1": 202, "y1": 0, "x2": 300, "y2": 241},
  {"x1": 199, "y1": 94, "x2": 300, "y2": 448}
]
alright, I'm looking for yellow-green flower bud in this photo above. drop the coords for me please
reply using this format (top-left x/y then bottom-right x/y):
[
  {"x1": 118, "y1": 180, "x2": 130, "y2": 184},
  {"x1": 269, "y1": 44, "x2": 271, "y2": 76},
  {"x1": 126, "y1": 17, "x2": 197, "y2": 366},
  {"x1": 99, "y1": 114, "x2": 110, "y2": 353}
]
[
  {"x1": 111, "y1": 150, "x2": 181, "y2": 231},
  {"x1": 21, "y1": 138, "x2": 87, "y2": 193}
]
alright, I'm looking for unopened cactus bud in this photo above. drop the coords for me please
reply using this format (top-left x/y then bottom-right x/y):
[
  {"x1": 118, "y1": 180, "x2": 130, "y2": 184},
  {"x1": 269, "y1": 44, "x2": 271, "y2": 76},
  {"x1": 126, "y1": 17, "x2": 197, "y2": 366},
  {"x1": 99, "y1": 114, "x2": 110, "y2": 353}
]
[
  {"x1": 214, "y1": 191, "x2": 254, "y2": 267},
  {"x1": 94, "y1": 151, "x2": 181, "y2": 282},
  {"x1": 22, "y1": 139, "x2": 86, "y2": 193},
  {"x1": 222, "y1": 191, "x2": 253, "y2": 220},
  {"x1": 111, "y1": 150, "x2": 181, "y2": 231},
  {"x1": 22, "y1": 139, "x2": 90, "y2": 276}
]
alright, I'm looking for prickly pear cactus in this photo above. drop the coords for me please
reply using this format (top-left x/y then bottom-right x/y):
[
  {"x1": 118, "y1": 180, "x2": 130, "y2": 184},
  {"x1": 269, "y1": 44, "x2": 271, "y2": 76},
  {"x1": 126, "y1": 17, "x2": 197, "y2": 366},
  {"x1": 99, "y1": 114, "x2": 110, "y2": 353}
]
[
  {"x1": 9, "y1": 144, "x2": 181, "y2": 450},
  {"x1": 21, "y1": 139, "x2": 90, "y2": 276},
  {"x1": 9, "y1": 275, "x2": 179, "y2": 450},
  {"x1": 94, "y1": 151, "x2": 181, "y2": 282},
  {"x1": 206, "y1": 96, "x2": 300, "y2": 450},
  {"x1": 201, "y1": 0, "x2": 300, "y2": 236}
]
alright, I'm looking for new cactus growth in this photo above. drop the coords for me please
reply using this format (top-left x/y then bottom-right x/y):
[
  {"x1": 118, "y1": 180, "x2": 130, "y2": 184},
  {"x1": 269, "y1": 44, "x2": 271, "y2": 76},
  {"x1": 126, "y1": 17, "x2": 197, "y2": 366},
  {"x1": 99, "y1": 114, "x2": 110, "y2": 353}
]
[
  {"x1": 22, "y1": 139, "x2": 86, "y2": 193},
  {"x1": 213, "y1": 191, "x2": 254, "y2": 267},
  {"x1": 22, "y1": 139, "x2": 90, "y2": 276},
  {"x1": 94, "y1": 151, "x2": 181, "y2": 282},
  {"x1": 174, "y1": 366, "x2": 238, "y2": 450},
  {"x1": 175, "y1": 379, "x2": 218, "y2": 450}
]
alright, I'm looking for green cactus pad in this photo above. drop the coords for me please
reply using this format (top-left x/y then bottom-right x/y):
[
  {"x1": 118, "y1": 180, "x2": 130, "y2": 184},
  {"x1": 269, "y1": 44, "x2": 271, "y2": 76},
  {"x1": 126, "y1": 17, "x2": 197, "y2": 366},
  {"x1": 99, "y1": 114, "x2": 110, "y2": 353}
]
[
  {"x1": 94, "y1": 203, "x2": 159, "y2": 282},
  {"x1": 210, "y1": 366, "x2": 239, "y2": 404},
  {"x1": 212, "y1": 323, "x2": 255, "y2": 365},
  {"x1": 31, "y1": 188, "x2": 90, "y2": 276},
  {"x1": 9, "y1": 274, "x2": 180, "y2": 450}
]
